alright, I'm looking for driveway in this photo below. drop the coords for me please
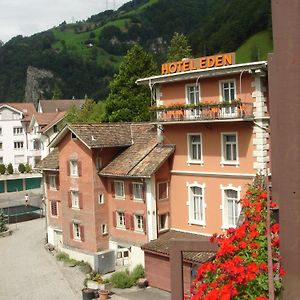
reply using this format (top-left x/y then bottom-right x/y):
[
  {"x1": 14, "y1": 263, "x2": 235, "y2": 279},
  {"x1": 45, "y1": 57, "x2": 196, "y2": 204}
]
[{"x1": 0, "y1": 218, "x2": 83, "y2": 300}]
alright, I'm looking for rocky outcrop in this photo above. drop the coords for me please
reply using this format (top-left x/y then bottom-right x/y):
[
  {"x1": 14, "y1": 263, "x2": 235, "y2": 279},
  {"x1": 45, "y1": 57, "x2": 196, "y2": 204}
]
[{"x1": 24, "y1": 66, "x2": 54, "y2": 107}]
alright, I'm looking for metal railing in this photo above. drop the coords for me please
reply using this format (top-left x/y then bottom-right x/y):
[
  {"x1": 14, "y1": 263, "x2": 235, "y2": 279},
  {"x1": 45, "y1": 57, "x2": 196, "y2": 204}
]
[{"x1": 150, "y1": 102, "x2": 253, "y2": 123}]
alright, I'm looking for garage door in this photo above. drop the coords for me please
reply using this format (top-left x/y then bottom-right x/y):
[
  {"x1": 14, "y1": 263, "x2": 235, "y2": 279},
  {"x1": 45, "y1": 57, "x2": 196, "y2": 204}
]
[{"x1": 145, "y1": 252, "x2": 193, "y2": 293}]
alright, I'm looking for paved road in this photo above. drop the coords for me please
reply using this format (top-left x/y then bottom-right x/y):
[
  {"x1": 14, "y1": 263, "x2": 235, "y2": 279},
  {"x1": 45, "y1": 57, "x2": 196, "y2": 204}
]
[{"x1": 0, "y1": 218, "x2": 83, "y2": 300}]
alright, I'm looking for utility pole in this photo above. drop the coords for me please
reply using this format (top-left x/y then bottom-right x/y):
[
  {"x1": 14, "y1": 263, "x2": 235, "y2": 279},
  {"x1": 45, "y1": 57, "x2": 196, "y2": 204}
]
[{"x1": 268, "y1": 0, "x2": 300, "y2": 298}]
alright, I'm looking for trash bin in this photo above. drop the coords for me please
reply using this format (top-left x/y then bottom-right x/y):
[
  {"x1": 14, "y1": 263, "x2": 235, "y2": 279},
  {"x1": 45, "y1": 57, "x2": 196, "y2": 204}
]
[{"x1": 82, "y1": 288, "x2": 96, "y2": 300}]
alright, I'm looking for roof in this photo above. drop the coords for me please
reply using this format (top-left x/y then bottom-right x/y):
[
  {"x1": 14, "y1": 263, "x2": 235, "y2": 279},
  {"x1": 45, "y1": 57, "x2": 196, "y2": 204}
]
[
  {"x1": 50, "y1": 123, "x2": 134, "y2": 149},
  {"x1": 0, "y1": 103, "x2": 36, "y2": 121},
  {"x1": 136, "y1": 61, "x2": 268, "y2": 86},
  {"x1": 39, "y1": 99, "x2": 85, "y2": 113},
  {"x1": 30, "y1": 112, "x2": 65, "y2": 133},
  {"x1": 35, "y1": 148, "x2": 59, "y2": 171},
  {"x1": 100, "y1": 143, "x2": 174, "y2": 178},
  {"x1": 142, "y1": 230, "x2": 216, "y2": 264}
]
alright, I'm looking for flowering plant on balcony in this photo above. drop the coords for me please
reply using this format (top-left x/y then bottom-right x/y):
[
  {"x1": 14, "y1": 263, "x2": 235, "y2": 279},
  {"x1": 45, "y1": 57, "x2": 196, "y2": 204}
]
[
  {"x1": 149, "y1": 100, "x2": 242, "y2": 112},
  {"x1": 189, "y1": 177, "x2": 283, "y2": 300}
]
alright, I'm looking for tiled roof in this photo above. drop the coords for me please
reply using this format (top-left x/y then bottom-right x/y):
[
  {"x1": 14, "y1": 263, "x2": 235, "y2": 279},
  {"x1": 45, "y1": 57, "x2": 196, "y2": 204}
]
[
  {"x1": 33, "y1": 112, "x2": 63, "y2": 126},
  {"x1": 142, "y1": 230, "x2": 216, "y2": 264},
  {"x1": 0, "y1": 103, "x2": 36, "y2": 121},
  {"x1": 39, "y1": 99, "x2": 85, "y2": 113},
  {"x1": 69, "y1": 123, "x2": 133, "y2": 148},
  {"x1": 35, "y1": 148, "x2": 59, "y2": 170},
  {"x1": 100, "y1": 143, "x2": 174, "y2": 178}
]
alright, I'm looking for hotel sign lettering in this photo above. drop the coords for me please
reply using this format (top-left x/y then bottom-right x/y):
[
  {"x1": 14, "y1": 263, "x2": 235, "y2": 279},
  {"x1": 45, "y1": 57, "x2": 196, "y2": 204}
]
[{"x1": 161, "y1": 53, "x2": 235, "y2": 75}]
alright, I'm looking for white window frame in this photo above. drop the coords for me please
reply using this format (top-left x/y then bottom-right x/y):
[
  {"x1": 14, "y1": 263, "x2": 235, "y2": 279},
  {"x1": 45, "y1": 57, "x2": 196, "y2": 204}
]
[
  {"x1": 101, "y1": 224, "x2": 108, "y2": 235},
  {"x1": 13, "y1": 127, "x2": 23, "y2": 135},
  {"x1": 49, "y1": 175, "x2": 57, "y2": 190},
  {"x1": 134, "y1": 214, "x2": 144, "y2": 232},
  {"x1": 73, "y1": 222, "x2": 81, "y2": 240},
  {"x1": 187, "y1": 133, "x2": 203, "y2": 165},
  {"x1": 157, "y1": 181, "x2": 169, "y2": 201},
  {"x1": 133, "y1": 182, "x2": 143, "y2": 201},
  {"x1": 70, "y1": 160, "x2": 78, "y2": 177},
  {"x1": 221, "y1": 132, "x2": 239, "y2": 166},
  {"x1": 220, "y1": 185, "x2": 241, "y2": 229},
  {"x1": 185, "y1": 83, "x2": 201, "y2": 105},
  {"x1": 114, "y1": 181, "x2": 125, "y2": 199},
  {"x1": 158, "y1": 213, "x2": 169, "y2": 232},
  {"x1": 71, "y1": 190, "x2": 79, "y2": 209},
  {"x1": 187, "y1": 182, "x2": 206, "y2": 226},
  {"x1": 14, "y1": 141, "x2": 24, "y2": 149},
  {"x1": 50, "y1": 201, "x2": 58, "y2": 217},
  {"x1": 116, "y1": 211, "x2": 125, "y2": 229},
  {"x1": 219, "y1": 79, "x2": 236, "y2": 102},
  {"x1": 98, "y1": 193, "x2": 105, "y2": 204}
]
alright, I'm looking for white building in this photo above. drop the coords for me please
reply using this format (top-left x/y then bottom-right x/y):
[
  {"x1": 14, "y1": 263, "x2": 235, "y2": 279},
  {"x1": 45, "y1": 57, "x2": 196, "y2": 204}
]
[{"x1": 0, "y1": 103, "x2": 36, "y2": 168}]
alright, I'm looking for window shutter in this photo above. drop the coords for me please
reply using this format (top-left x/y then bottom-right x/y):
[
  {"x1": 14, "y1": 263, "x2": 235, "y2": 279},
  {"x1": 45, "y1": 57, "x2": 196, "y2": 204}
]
[
  {"x1": 111, "y1": 181, "x2": 115, "y2": 198},
  {"x1": 56, "y1": 175, "x2": 60, "y2": 190},
  {"x1": 112, "y1": 211, "x2": 117, "y2": 227},
  {"x1": 79, "y1": 193, "x2": 83, "y2": 209},
  {"x1": 80, "y1": 225, "x2": 85, "y2": 242},
  {"x1": 78, "y1": 161, "x2": 82, "y2": 177},
  {"x1": 66, "y1": 161, "x2": 70, "y2": 176},
  {"x1": 131, "y1": 214, "x2": 135, "y2": 231},
  {"x1": 143, "y1": 216, "x2": 147, "y2": 234},
  {"x1": 69, "y1": 223, "x2": 73, "y2": 239},
  {"x1": 142, "y1": 182, "x2": 146, "y2": 202},
  {"x1": 67, "y1": 192, "x2": 72, "y2": 208},
  {"x1": 129, "y1": 183, "x2": 133, "y2": 200},
  {"x1": 125, "y1": 213, "x2": 131, "y2": 230}
]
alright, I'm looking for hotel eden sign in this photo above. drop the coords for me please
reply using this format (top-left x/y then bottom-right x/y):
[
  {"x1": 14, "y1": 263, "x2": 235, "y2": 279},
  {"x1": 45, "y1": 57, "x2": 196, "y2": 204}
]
[{"x1": 161, "y1": 53, "x2": 235, "y2": 75}]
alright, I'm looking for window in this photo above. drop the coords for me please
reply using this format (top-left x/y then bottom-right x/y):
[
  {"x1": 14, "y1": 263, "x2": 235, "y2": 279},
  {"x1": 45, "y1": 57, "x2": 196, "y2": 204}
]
[
  {"x1": 133, "y1": 183, "x2": 143, "y2": 201},
  {"x1": 221, "y1": 80, "x2": 235, "y2": 101},
  {"x1": 98, "y1": 193, "x2": 104, "y2": 204},
  {"x1": 188, "y1": 134, "x2": 202, "y2": 163},
  {"x1": 134, "y1": 214, "x2": 144, "y2": 232},
  {"x1": 0, "y1": 157, "x2": 3, "y2": 164},
  {"x1": 158, "y1": 182, "x2": 168, "y2": 200},
  {"x1": 49, "y1": 175, "x2": 57, "y2": 190},
  {"x1": 14, "y1": 141, "x2": 24, "y2": 149},
  {"x1": 186, "y1": 85, "x2": 200, "y2": 105},
  {"x1": 13, "y1": 127, "x2": 23, "y2": 135},
  {"x1": 50, "y1": 201, "x2": 58, "y2": 217},
  {"x1": 222, "y1": 133, "x2": 238, "y2": 164},
  {"x1": 114, "y1": 181, "x2": 125, "y2": 199},
  {"x1": 0, "y1": 127, "x2": 2, "y2": 135},
  {"x1": 101, "y1": 224, "x2": 108, "y2": 235},
  {"x1": 223, "y1": 189, "x2": 240, "y2": 228},
  {"x1": 14, "y1": 155, "x2": 24, "y2": 165},
  {"x1": 71, "y1": 191, "x2": 79, "y2": 208},
  {"x1": 0, "y1": 142, "x2": 2, "y2": 150},
  {"x1": 73, "y1": 223, "x2": 81, "y2": 240},
  {"x1": 159, "y1": 213, "x2": 169, "y2": 231},
  {"x1": 71, "y1": 132, "x2": 77, "y2": 139},
  {"x1": 189, "y1": 185, "x2": 205, "y2": 225},
  {"x1": 33, "y1": 139, "x2": 43, "y2": 150},
  {"x1": 96, "y1": 156, "x2": 102, "y2": 170},
  {"x1": 116, "y1": 211, "x2": 125, "y2": 228},
  {"x1": 70, "y1": 160, "x2": 78, "y2": 177},
  {"x1": 53, "y1": 124, "x2": 58, "y2": 133}
]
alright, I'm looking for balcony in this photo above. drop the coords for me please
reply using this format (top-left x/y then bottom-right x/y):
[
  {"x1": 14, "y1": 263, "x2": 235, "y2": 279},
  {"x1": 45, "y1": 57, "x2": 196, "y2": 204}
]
[{"x1": 150, "y1": 101, "x2": 254, "y2": 123}]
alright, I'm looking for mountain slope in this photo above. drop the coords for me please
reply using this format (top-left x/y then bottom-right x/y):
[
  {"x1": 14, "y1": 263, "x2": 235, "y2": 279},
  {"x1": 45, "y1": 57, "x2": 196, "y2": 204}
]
[{"x1": 0, "y1": 0, "x2": 271, "y2": 102}]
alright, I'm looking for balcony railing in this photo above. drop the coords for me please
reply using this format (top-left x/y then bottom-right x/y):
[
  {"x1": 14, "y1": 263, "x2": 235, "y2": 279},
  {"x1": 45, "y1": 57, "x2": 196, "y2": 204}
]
[{"x1": 150, "y1": 101, "x2": 254, "y2": 123}]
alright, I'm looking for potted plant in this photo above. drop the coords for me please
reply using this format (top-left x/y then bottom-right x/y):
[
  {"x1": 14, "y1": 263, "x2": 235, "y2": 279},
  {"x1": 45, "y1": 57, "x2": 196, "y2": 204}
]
[{"x1": 86, "y1": 272, "x2": 112, "y2": 292}]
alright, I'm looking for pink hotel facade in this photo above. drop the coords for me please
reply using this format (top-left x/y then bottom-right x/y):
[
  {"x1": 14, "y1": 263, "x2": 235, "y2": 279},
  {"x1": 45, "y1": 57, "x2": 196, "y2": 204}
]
[{"x1": 38, "y1": 53, "x2": 270, "y2": 292}]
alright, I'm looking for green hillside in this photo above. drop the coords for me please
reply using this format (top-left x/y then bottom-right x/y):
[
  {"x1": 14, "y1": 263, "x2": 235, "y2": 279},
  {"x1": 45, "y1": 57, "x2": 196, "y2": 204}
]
[
  {"x1": 0, "y1": 0, "x2": 272, "y2": 102},
  {"x1": 236, "y1": 31, "x2": 273, "y2": 63}
]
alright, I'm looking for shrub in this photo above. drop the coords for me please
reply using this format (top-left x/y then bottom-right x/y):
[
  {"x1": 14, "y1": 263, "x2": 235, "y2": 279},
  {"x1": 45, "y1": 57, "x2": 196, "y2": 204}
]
[
  {"x1": 7, "y1": 163, "x2": 13, "y2": 174},
  {"x1": 25, "y1": 163, "x2": 32, "y2": 173},
  {"x1": 111, "y1": 270, "x2": 134, "y2": 289},
  {"x1": 130, "y1": 264, "x2": 145, "y2": 283},
  {"x1": 0, "y1": 164, "x2": 6, "y2": 174},
  {"x1": 0, "y1": 209, "x2": 8, "y2": 233},
  {"x1": 78, "y1": 261, "x2": 92, "y2": 274},
  {"x1": 56, "y1": 252, "x2": 70, "y2": 262},
  {"x1": 18, "y1": 163, "x2": 26, "y2": 173}
]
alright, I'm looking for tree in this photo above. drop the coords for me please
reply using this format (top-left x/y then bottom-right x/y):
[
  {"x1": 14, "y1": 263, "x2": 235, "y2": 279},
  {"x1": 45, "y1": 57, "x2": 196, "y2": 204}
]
[
  {"x1": 103, "y1": 44, "x2": 158, "y2": 122},
  {"x1": 167, "y1": 32, "x2": 192, "y2": 62},
  {"x1": 0, "y1": 209, "x2": 8, "y2": 233},
  {"x1": 7, "y1": 163, "x2": 13, "y2": 174}
]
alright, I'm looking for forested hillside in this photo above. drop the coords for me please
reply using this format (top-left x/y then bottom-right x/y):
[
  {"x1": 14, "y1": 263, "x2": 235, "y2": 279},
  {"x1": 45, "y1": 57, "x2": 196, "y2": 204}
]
[{"x1": 0, "y1": 0, "x2": 272, "y2": 102}]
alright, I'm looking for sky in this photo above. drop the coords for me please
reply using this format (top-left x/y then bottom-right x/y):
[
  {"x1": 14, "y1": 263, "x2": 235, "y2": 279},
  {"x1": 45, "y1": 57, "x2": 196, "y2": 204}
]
[{"x1": 0, "y1": 0, "x2": 129, "y2": 43}]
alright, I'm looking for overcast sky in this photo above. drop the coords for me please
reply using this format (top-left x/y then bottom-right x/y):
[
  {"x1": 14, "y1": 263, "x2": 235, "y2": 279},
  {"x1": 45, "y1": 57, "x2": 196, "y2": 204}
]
[{"x1": 0, "y1": 0, "x2": 129, "y2": 43}]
